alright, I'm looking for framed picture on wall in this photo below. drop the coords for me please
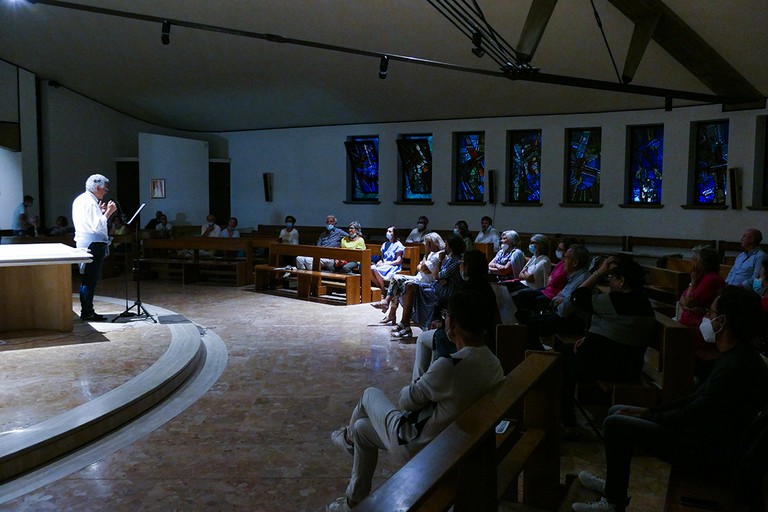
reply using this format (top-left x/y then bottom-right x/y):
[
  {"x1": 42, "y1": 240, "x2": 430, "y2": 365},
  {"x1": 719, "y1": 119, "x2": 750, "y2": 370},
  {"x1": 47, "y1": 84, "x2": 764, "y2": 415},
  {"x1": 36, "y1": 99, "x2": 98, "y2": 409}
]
[{"x1": 150, "y1": 178, "x2": 166, "y2": 199}]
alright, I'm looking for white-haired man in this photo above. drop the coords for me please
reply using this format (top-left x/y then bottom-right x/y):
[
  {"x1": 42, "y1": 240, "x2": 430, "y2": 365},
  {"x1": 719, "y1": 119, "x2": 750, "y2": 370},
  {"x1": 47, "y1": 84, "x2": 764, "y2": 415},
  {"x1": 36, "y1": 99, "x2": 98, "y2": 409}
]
[{"x1": 72, "y1": 174, "x2": 117, "y2": 321}]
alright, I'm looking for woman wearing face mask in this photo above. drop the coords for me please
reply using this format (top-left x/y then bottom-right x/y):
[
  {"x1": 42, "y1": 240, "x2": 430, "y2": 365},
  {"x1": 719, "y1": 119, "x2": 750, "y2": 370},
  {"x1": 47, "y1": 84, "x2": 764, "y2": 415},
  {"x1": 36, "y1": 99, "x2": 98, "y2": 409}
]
[
  {"x1": 504, "y1": 234, "x2": 551, "y2": 294},
  {"x1": 371, "y1": 226, "x2": 405, "y2": 290},
  {"x1": 390, "y1": 236, "x2": 465, "y2": 338},
  {"x1": 559, "y1": 257, "x2": 656, "y2": 429},
  {"x1": 453, "y1": 220, "x2": 473, "y2": 252},
  {"x1": 278, "y1": 215, "x2": 299, "y2": 245},
  {"x1": 678, "y1": 245, "x2": 725, "y2": 350},
  {"x1": 512, "y1": 237, "x2": 578, "y2": 321},
  {"x1": 488, "y1": 230, "x2": 526, "y2": 280}
]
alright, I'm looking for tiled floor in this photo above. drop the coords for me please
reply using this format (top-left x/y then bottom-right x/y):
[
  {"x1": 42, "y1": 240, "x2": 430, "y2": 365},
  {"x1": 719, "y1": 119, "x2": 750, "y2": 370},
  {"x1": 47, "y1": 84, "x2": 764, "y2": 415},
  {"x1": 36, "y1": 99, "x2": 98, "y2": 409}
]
[{"x1": 0, "y1": 277, "x2": 669, "y2": 511}]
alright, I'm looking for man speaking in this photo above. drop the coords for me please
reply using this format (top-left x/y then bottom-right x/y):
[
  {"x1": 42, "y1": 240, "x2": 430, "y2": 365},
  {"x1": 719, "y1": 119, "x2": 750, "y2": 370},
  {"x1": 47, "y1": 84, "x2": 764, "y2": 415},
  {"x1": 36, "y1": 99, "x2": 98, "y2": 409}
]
[{"x1": 72, "y1": 174, "x2": 116, "y2": 321}]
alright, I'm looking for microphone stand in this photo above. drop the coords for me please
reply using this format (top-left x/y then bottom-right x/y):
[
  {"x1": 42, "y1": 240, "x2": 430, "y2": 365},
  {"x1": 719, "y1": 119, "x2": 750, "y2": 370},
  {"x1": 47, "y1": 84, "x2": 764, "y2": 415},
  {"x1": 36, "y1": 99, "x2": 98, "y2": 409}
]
[{"x1": 113, "y1": 203, "x2": 156, "y2": 323}]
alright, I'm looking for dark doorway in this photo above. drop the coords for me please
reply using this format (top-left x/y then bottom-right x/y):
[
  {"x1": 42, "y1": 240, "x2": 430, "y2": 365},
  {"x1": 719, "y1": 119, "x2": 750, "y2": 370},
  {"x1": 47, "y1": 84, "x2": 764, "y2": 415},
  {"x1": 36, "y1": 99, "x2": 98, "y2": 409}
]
[
  {"x1": 209, "y1": 160, "x2": 231, "y2": 222},
  {"x1": 115, "y1": 160, "x2": 140, "y2": 226}
]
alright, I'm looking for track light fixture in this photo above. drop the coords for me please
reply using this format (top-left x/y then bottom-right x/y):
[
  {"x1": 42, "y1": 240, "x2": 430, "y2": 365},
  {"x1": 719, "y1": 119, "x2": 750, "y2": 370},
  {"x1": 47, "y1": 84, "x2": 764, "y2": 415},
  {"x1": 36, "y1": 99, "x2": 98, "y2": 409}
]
[
  {"x1": 378, "y1": 55, "x2": 388, "y2": 79},
  {"x1": 161, "y1": 20, "x2": 171, "y2": 45},
  {"x1": 471, "y1": 31, "x2": 485, "y2": 58}
]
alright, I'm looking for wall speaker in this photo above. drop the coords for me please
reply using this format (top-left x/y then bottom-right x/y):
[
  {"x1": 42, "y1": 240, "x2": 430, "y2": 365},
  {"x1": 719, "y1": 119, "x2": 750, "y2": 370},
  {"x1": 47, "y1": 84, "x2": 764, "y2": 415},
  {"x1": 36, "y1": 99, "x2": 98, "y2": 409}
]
[
  {"x1": 488, "y1": 169, "x2": 497, "y2": 204},
  {"x1": 263, "y1": 172, "x2": 273, "y2": 202},
  {"x1": 729, "y1": 167, "x2": 741, "y2": 210}
]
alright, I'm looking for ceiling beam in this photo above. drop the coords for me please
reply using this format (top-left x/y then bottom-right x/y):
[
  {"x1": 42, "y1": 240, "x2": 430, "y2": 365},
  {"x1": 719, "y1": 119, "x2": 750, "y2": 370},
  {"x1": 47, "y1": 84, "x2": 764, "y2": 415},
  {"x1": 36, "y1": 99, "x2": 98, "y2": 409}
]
[
  {"x1": 621, "y1": 11, "x2": 661, "y2": 84},
  {"x1": 608, "y1": 0, "x2": 765, "y2": 109},
  {"x1": 515, "y1": 0, "x2": 559, "y2": 64}
]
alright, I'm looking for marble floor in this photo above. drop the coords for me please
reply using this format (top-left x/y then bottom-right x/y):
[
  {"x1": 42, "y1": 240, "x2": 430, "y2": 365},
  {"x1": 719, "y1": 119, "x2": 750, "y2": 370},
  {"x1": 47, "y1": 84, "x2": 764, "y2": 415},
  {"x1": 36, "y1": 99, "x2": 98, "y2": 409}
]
[{"x1": 0, "y1": 276, "x2": 669, "y2": 511}]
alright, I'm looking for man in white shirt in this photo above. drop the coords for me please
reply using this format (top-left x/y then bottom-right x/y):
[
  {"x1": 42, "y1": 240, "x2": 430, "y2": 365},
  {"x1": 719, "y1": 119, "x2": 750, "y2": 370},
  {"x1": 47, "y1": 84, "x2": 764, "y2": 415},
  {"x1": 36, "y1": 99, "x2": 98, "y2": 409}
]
[
  {"x1": 11, "y1": 195, "x2": 33, "y2": 236},
  {"x1": 725, "y1": 228, "x2": 765, "y2": 288},
  {"x1": 201, "y1": 214, "x2": 221, "y2": 237},
  {"x1": 220, "y1": 217, "x2": 241, "y2": 238},
  {"x1": 474, "y1": 215, "x2": 500, "y2": 251},
  {"x1": 72, "y1": 174, "x2": 116, "y2": 322},
  {"x1": 404, "y1": 215, "x2": 431, "y2": 243},
  {"x1": 325, "y1": 290, "x2": 504, "y2": 512}
]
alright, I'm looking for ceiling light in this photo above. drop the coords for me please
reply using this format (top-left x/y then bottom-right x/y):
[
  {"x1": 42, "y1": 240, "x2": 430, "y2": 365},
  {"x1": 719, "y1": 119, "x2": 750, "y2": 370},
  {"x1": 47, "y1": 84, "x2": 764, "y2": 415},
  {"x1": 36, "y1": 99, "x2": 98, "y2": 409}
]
[
  {"x1": 161, "y1": 20, "x2": 171, "y2": 45},
  {"x1": 378, "y1": 56, "x2": 388, "y2": 79}
]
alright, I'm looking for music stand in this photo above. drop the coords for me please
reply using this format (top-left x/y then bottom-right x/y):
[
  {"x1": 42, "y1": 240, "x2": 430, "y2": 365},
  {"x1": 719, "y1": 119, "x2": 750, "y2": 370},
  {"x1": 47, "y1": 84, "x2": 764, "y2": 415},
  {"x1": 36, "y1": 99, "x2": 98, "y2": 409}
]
[{"x1": 114, "y1": 203, "x2": 156, "y2": 323}]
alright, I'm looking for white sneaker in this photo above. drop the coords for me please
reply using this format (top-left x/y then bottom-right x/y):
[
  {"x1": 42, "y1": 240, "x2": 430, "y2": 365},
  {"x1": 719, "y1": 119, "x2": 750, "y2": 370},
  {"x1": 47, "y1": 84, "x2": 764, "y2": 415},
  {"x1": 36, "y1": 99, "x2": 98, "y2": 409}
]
[
  {"x1": 572, "y1": 497, "x2": 618, "y2": 512},
  {"x1": 331, "y1": 426, "x2": 353, "y2": 456},
  {"x1": 326, "y1": 496, "x2": 352, "y2": 512},
  {"x1": 578, "y1": 470, "x2": 606, "y2": 495}
]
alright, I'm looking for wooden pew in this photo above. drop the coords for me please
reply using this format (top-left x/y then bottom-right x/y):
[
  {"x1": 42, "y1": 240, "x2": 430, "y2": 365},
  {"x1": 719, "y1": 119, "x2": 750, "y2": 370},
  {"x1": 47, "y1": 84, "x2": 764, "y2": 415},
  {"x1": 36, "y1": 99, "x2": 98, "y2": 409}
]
[
  {"x1": 642, "y1": 265, "x2": 690, "y2": 308},
  {"x1": 142, "y1": 237, "x2": 253, "y2": 286},
  {"x1": 355, "y1": 351, "x2": 563, "y2": 512},
  {"x1": 253, "y1": 243, "x2": 373, "y2": 304}
]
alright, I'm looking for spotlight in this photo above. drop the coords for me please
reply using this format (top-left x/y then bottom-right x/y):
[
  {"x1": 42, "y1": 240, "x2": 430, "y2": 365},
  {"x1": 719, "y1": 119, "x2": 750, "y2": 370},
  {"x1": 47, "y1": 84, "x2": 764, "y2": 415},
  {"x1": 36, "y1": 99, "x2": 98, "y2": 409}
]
[
  {"x1": 471, "y1": 31, "x2": 485, "y2": 58},
  {"x1": 161, "y1": 20, "x2": 171, "y2": 45},
  {"x1": 378, "y1": 55, "x2": 388, "y2": 80}
]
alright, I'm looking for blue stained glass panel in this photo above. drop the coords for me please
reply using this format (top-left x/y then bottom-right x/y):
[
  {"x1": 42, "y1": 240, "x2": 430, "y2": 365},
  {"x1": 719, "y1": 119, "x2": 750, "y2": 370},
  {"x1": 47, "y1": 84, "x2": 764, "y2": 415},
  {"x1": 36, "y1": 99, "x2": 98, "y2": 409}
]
[
  {"x1": 509, "y1": 130, "x2": 541, "y2": 203},
  {"x1": 694, "y1": 121, "x2": 729, "y2": 205},
  {"x1": 628, "y1": 125, "x2": 664, "y2": 204},
  {"x1": 566, "y1": 128, "x2": 601, "y2": 204},
  {"x1": 345, "y1": 138, "x2": 379, "y2": 201},
  {"x1": 397, "y1": 136, "x2": 432, "y2": 201},
  {"x1": 455, "y1": 132, "x2": 485, "y2": 202}
]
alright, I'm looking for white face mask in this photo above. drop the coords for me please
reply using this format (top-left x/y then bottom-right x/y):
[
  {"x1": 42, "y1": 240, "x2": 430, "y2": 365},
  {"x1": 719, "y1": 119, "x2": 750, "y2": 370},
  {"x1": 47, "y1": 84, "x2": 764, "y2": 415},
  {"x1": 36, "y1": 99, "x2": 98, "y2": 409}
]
[
  {"x1": 555, "y1": 250, "x2": 564, "y2": 260},
  {"x1": 501, "y1": 243, "x2": 509, "y2": 252},
  {"x1": 387, "y1": 232, "x2": 394, "y2": 241},
  {"x1": 528, "y1": 244, "x2": 536, "y2": 254},
  {"x1": 699, "y1": 316, "x2": 723, "y2": 344}
]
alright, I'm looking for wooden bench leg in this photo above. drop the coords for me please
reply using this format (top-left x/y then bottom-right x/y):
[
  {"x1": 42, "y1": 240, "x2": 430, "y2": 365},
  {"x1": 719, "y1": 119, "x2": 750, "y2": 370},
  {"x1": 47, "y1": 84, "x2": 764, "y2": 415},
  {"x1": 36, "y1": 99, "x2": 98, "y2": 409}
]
[
  {"x1": 345, "y1": 279, "x2": 361, "y2": 305},
  {"x1": 182, "y1": 263, "x2": 198, "y2": 284},
  {"x1": 297, "y1": 274, "x2": 312, "y2": 298}
]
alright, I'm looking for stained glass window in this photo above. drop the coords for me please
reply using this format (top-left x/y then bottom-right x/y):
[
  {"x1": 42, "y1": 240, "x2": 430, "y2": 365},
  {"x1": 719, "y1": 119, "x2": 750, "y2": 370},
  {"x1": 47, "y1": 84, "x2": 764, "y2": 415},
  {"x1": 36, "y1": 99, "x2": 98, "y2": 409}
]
[
  {"x1": 455, "y1": 132, "x2": 485, "y2": 202},
  {"x1": 345, "y1": 137, "x2": 379, "y2": 201},
  {"x1": 508, "y1": 129, "x2": 541, "y2": 203},
  {"x1": 627, "y1": 125, "x2": 664, "y2": 204},
  {"x1": 693, "y1": 121, "x2": 729, "y2": 205},
  {"x1": 565, "y1": 128, "x2": 601, "y2": 204},
  {"x1": 396, "y1": 135, "x2": 432, "y2": 201}
]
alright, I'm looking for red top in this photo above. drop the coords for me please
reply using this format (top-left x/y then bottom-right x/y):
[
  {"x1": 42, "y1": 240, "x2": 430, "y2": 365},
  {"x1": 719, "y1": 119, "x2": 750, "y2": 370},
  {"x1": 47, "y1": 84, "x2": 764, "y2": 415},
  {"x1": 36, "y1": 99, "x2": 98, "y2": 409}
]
[
  {"x1": 541, "y1": 260, "x2": 568, "y2": 299},
  {"x1": 679, "y1": 271, "x2": 725, "y2": 349}
]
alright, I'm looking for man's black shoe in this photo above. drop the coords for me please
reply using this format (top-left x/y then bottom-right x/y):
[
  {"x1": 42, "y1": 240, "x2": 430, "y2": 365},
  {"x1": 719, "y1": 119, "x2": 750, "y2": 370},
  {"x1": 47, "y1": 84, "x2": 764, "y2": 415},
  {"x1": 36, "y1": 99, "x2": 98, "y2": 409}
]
[{"x1": 81, "y1": 313, "x2": 107, "y2": 322}]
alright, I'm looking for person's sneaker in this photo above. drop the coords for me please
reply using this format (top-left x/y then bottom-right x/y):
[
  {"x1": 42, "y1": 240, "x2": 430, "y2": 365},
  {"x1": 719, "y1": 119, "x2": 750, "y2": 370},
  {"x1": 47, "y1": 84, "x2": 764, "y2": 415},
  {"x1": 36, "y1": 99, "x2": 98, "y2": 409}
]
[
  {"x1": 578, "y1": 470, "x2": 606, "y2": 495},
  {"x1": 325, "y1": 496, "x2": 352, "y2": 512},
  {"x1": 572, "y1": 497, "x2": 619, "y2": 512},
  {"x1": 392, "y1": 327, "x2": 413, "y2": 338},
  {"x1": 331, "y1": 426, "x2": 353, "y2": 456}
]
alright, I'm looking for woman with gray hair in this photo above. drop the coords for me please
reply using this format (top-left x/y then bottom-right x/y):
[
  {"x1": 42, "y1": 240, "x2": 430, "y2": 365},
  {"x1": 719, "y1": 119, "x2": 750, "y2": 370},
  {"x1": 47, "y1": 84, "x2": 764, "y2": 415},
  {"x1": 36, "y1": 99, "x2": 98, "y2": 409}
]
[
  {"x1": 506, "y1": 234, "x2": 551, "y2": 292},
  {"x1": 678, "y1": 244, "x2": 725, "y2": 349},
  {"x1": 373, "y1": 232, "x2": 445, "y2": 323},
  {"x1": 488, "y1": 230, "x2": 526, "y2": 281}
]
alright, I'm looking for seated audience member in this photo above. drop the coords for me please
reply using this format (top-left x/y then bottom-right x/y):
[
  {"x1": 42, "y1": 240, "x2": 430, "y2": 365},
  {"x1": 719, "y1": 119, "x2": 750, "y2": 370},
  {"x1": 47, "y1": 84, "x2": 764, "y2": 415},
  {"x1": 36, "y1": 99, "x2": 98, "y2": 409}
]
[
  {"x1": 404, "y1": 215, "x2": 431, "y2": 243},
  {"x1": 279, "y1": 215, "x2": 299, "y2": 244},
  {"x1": 296, "y1": 215, "x2": 347, "y2": 271},
  {"x1": 155, "y1": 213, "x2": 173, "y2": 238},
  {"x1": 110, "y1": 215, "x2": 128, "y2": 236},
  {"x1": 505, "y1": 234, "x2": 551, "y2": 294},
  {"x1": 474, "y1": 215, "x2": 500, "y2": 251},
  {"x1": 390, "y1": 236, "x2": 465, "y2": 338},
  {"x1": 513, "y1": 237, "x2": 579, "y2": 321},
  {"x1": 458, "y1": 249, "x2": 501, "y2": 352},
  {"x1": 49, "y1": 215, "x2": 74, "y2": 236},
  {"x1": 145, "y1": 210, "x2": 163, "y2": 230},
  {"x1": 375, "y1": 232, "x2": 444, "y2": 320},
  {"x1": 573, "y1": 286, "x2": 768, "y2": 512},
  {"x1": 725, "y1": 228, "x2": 765, "y2": 288},
  {"x1": 453, "y1": 220, "x2": 474, "y2": 252},
  {"x1": 337, "y1": 221, "x2": 366, "y2": 274},
  {"x1": 371, "y1": 226, "x2": 405, "y2": 290},
  {"x1": 200, "y1": 214, "x2": 221, "y2": 237},
  {"x1": 12, "y1": 195, "x2": 34, "y2": 236},
  {"x1": 326, "y1": 290, "x2": 504, "y2": 512},
  {"x1": 560, "y1": 257, "x2": 656, "y2": 428},
  {"x1": 757, "y1": 259, "x2": 768, "y2": 312},
  {"x1": 488, "y1": 230, "x2": 526, "y2": 281},
  {"x1": 524, "y1": 244, "x2": 591, "y2": 349},
  {"x1": 678, "y1": 245, "x2": 725, "y2": 349},
  {"x1": 220, "y1": 217, "x2": 240, "y2": 238},
  {"x1": 27, "y1": 215, "x2": 47, "y2": 237}
]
